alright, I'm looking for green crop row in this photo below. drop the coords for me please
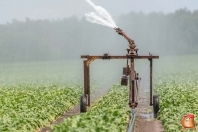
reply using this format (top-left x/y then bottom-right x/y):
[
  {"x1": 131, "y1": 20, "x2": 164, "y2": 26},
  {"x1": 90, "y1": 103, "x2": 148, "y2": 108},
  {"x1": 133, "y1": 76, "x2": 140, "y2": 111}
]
[
  {"x1": 52, "y1": 84, "x2": 130, "y2": 132},
  {"x1": 154, "y1": 56, "x2": 198, "y2": 132},
  {"x1": 155, "y1": 79, "x2": 198, "y2": 132},
  {"x1": 0, "y1": 60, "x2": 123, "y2": 132},
  {"x1": 0, "y1": 84, "x2": 82, "y2": 132}
]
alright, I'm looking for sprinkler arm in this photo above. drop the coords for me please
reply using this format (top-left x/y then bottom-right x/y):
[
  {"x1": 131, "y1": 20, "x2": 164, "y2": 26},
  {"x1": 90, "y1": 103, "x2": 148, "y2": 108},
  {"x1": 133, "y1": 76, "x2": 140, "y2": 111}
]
[{"x1": 114, "y1": 27, "x2": 137, "y2": 55}]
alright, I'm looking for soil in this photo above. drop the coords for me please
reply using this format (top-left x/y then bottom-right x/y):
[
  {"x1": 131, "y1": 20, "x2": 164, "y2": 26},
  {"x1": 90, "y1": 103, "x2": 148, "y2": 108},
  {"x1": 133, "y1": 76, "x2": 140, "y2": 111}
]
[
  {"x1": 38, "y1": 83, "x2": 112, "y2": 132},
  {"x1": 134, "y1": 91, "x2": 165, "y2": 132}
]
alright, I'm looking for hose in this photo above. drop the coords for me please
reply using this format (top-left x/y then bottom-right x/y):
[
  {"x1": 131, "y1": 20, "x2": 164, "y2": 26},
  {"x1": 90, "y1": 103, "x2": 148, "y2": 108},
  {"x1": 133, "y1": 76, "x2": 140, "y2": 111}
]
[{"x1": 127, "y1": 109, "x2": 137, "y2": 132}]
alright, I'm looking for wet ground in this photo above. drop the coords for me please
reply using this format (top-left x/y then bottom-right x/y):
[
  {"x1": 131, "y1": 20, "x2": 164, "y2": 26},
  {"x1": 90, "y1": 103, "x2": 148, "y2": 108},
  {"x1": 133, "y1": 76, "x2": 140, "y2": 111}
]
[{"x1": 134, "y1": 90, "x2": 164, "y2": 132}]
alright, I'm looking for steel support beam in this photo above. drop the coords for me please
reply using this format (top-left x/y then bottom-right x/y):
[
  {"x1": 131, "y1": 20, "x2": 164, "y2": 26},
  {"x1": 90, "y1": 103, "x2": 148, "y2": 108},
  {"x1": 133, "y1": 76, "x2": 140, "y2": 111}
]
[
  {"x1": 149, "y1": 59, "x2": 153, "y2": 106},
  {"x1": 81, "y1": 55, "x2": 159, "y2": 59},
  {"x1": 83, "y1": 60, "x2": 90, "y2": 106}
]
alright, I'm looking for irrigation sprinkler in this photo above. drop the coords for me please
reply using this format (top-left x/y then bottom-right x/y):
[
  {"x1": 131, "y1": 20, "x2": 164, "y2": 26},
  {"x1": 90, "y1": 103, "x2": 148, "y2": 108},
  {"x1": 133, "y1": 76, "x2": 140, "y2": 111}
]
[
  {"x1": 81, "y1": 0, "x2": 160, "y2": 120},
  {"x1": 80, "y1": 27, "x2": 159, "y2": 114}
]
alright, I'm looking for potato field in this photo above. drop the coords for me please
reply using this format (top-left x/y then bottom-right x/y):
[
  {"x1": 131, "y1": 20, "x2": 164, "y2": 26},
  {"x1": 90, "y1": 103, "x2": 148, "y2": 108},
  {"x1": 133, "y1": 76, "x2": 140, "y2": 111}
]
[
  {"x1": 0, "y1": 55, "x2": 197, "y2": 132},
  {"x1": 154, "y1": 55, "x2": 198, "y2": 132},
  {"x1": 52, "y1": 84, "x2": 130, "y2": 132}
]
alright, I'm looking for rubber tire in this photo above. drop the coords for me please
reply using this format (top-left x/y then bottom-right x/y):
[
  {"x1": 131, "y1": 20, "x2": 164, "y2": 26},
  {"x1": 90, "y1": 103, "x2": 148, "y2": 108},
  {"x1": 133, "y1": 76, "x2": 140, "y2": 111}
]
[
  {"x1": 153, "y1": 95, "x2": 159, "y2": 118},
  {"x1": 80, "y1": 95, "x2": 87, "y2": 113}
]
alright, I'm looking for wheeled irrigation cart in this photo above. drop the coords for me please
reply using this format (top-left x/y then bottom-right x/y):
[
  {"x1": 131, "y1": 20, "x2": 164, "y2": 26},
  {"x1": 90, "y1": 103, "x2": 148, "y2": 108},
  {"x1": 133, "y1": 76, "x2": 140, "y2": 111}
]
[{"x1": 80, "y1": 28, "x2": 159, "y2": 118}]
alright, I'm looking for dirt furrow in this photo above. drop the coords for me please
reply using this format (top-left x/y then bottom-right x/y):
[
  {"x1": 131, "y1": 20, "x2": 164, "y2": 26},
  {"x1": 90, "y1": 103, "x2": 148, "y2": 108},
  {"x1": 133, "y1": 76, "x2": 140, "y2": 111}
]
[{"x1": 134, "y1": 91, "x2": 164, "y2": 132}]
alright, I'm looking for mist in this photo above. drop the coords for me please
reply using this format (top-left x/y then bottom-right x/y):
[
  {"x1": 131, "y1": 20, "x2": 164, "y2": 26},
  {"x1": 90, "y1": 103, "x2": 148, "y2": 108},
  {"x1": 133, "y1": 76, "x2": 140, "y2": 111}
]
[
  {"x1": 0, "y1": 8, "x2": 197, "y2": 62},
  {"x1": 0, "y1": 3, "x2": 198, "y2": 87}
]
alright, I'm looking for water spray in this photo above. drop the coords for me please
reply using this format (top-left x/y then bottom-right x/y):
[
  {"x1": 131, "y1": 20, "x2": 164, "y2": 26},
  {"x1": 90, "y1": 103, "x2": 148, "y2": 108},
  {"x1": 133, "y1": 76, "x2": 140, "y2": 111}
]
[
  {"x1": 85, "y1": 0, "x2": 137, "y2": 55},
  {"x1": 84, "y1": 0, "x2": 117, "y2": 28}
]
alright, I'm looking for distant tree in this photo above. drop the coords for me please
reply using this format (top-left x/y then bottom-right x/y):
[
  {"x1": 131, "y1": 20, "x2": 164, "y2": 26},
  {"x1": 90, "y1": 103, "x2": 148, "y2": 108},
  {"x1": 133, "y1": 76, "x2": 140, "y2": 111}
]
[{"x1": 0, "y1": 9, "x2": 197, "y2": 62}]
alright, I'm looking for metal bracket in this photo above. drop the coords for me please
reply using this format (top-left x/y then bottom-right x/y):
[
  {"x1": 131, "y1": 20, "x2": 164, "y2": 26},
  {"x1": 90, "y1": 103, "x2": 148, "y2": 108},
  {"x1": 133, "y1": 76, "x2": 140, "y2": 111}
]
[
  {"x1": 102, "y1": 56, "x2": 111, "y2": 59},
  {"x1": 86, "y1": 56, "x2": 98, "y2": 66},
  {"x1": 87, "y1": 58, "x2": 96, "y2": 66}
]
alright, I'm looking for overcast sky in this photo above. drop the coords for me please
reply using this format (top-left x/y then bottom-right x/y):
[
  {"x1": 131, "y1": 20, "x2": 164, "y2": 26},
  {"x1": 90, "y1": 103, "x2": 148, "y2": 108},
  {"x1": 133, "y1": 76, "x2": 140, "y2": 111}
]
[{"x1": 0, "y1": 0, "x2": 198, "y2": 24}]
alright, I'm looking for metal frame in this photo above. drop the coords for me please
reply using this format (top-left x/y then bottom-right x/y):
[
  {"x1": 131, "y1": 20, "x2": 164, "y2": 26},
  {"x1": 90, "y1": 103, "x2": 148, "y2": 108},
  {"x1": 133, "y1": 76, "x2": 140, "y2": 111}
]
[
  {"x1": 81, "y1": 54, "x2": 159, "y2": 108},
  {"x1": 81, "y1": 27, "x2": 159, "y2": 110}
]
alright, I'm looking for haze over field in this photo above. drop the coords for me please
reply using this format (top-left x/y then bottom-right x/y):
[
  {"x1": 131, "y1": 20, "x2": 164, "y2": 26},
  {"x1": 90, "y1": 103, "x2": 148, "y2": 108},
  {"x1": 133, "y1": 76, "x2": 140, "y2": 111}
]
[
  {"x1": 0, "y1": 0, "x2": 198, "y2": 62},
  {"x1": 0, "y1": 2, "x2": 198, "y2": 132},
  {"x1": 1, "y1": 0, "x2": 198, "y2": 24}
]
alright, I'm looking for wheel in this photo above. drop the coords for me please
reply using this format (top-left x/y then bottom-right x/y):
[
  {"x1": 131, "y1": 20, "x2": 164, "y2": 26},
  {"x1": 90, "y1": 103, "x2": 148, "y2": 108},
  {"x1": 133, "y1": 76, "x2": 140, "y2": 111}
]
[
  {"x1": 153, "y1": 95, "x2": 159, "y2": 118},
  {"x1": 80, "y1": 95, "x2": 87, "y2": 113}
]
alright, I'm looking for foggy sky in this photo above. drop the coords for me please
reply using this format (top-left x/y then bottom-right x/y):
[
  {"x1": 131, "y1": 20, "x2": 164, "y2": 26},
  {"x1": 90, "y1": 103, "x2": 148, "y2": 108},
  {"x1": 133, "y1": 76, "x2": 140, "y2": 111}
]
[{"x1": 1, "y1": 0, "x2": 198, "y2": 24}]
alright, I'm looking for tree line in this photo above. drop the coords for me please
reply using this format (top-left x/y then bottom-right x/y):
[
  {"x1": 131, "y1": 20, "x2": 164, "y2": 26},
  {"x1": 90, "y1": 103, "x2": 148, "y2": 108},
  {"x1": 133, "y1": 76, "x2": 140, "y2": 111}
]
[{"x1": 0, "y1": 8, "x2": 197, "y2": 62}]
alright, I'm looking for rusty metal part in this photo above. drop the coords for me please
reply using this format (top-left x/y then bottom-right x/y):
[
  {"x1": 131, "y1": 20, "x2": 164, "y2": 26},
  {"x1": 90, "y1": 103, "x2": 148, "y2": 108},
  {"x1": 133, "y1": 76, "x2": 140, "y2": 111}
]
[
  {"x1": 83, "y1": 61, "x2": 90, "y2": 106},
  {"x1": 81, "y1": 55, "x2": 159, "y2": 59},
  {"x1": 114, "y1": 28, "x2": 134, "y2": 45},
  {"x1": 126, "y1": 65, "x2": 129, "y2": 76},
  {"x1": 130, "y1": 59, "x2": 136, "y2": 108},
  {"x1": 123, "y1": 67, "x2": 127, "y2": 75},
  {"x1": 81, "y1": 28, "x2": 159, "y2": 111},
  {"x1": 82, "y1": 54, "x2": 158, "y2": 109},
  {"x1": 149, "y1": 59, "x2": 153, "y2": 106},
  {"x1": 114, "y1": 28, "x2": 137, "y2": 55},
  {"x1": 121, "y1": 75, "x2": 128, "y2": 86}
]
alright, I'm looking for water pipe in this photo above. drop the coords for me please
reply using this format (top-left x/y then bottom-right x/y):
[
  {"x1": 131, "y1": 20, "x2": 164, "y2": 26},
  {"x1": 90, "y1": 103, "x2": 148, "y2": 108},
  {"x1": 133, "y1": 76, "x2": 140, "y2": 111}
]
[{"x1": 128, "y1": 109, "x2": 137, "y2": 132}]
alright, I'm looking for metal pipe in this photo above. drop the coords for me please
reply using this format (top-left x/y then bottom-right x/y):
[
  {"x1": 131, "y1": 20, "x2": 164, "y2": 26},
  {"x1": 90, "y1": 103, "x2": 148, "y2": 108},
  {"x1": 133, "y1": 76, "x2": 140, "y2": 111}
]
[
  {"x1": 83, "y1": 60, "x2": 88, "y2": 96},
  {"x1": 131, "y1": 80, "x2": 135, "y2": 104},
  {"x1": 114, "y1": 28, "x2": 136, "y2": 55},
  {"x1": 83, "y1": 60, "x2": 90, "y2": 106},
  {"x1": 128, "y1": 109, "x2": 137, "y2": 132},
  {"x1": 129, "y1": 69, "x2": 132, "y2": 106},
  {"x1": 149, "y1": 59, "x2": 153, "y2": 106},
  {"x1": 87, "y1": 63, "x2": 90, "y2": 106},
  {"x1": 130, "y1": 58, "x2": 136, "y2": 108},
  {"x1": 114, "y1": 28, "x2": 134, "y2": 43},
  {"x1": 81, "y1": 55, "x2": 159, "y2": 59}
]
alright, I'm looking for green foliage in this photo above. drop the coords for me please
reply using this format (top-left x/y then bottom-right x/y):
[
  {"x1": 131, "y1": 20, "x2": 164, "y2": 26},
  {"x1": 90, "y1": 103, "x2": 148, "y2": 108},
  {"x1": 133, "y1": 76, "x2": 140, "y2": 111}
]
[
  {"x1": 52, "y1": 84, "x2": 130, "y2": 132},
  {"x1": 156, "y1": 81, "x2": 198, "y2": 132},
  {"x1": 0, "y1": 84, "x2": 82, "y2": 132},
  {"x1": 0, "y1": 60, "x2": 102, "y2": 132},
  {"x1": 154, "y1": 55, "x2": 198, "y2": 132},
  {"x1": 0, "y1": 54, "x2": 198, "y2": 132}
]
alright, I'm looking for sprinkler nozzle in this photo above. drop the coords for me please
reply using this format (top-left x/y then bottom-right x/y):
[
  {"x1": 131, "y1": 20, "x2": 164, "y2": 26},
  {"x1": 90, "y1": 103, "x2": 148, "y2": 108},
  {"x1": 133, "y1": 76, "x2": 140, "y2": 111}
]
[{"x1": 114, "y1": 27, "x2": 123, "y2": 35}]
